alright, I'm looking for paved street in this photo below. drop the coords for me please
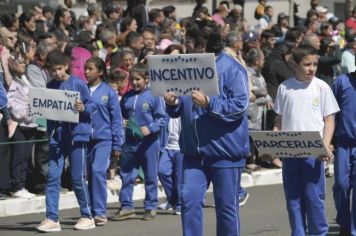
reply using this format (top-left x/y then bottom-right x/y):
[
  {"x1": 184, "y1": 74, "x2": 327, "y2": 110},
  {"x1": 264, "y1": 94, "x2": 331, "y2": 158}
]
[{"x1": 0, "y1": 178, "x2": 339, "y2": 236}]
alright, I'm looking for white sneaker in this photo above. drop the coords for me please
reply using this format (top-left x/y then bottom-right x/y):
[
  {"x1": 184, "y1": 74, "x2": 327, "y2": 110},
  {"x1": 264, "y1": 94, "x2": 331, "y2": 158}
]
[
  {"x1": 12, "y1": 188, "x2": 35, "y2": 199},
  {"x1": 74, "y1": 217, "x2": 96, "y2": 230},
  {"x1": 158, "y1": 201, "x2": 172, "y2": 210},
  {"x1": 36, "y1": 219, "x2": 61, "y2": 232}
]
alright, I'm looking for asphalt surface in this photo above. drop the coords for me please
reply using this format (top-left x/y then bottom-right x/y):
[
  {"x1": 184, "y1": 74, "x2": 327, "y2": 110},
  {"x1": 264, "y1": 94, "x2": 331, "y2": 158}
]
[{"x1": 0, "y1": 178, "x2": 339, "y2": 236}]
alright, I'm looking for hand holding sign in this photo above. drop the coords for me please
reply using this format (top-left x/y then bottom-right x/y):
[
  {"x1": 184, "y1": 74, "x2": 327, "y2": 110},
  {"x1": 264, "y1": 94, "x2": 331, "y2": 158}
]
[
  {"x1": 192, "y1": 90, "x2": 209, "y2": 108},
  {"x1": 75, "y1": 100, "x2": 85, "y2": 112},
  {"x1": 164, "y1": 92, "x2": 179, "y2": 106}
]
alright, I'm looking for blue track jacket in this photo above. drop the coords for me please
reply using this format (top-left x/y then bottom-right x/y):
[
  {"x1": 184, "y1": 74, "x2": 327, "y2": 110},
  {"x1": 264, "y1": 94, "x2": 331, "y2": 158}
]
[
  {"x1": 166, "y1": 52, "x2": 250, "y2": 168},
  {"x1": 333, "y1": 72, "x2": 356, "y2": 144},
  {"x1": 47, "y1": 76, "x2": 95, "y2": 143},
  {"x1": 121, "y1": 88, "x2": 167, "y2": 140},
  {"x1": 91, "y1": 82, "x2": 124, "y2": 151}
]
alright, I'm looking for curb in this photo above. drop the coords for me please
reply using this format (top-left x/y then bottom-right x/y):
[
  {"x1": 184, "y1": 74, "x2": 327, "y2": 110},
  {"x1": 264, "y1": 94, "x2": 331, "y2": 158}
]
[{"x1": 0, "y1": 169, "x2": 282, "y2": 217}]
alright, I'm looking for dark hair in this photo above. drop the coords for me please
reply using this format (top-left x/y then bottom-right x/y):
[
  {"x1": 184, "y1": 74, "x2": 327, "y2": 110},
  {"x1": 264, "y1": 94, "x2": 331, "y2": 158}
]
[
  {"x1": 285, "y1": 27, "x2": 303, "y2": 43},
  {"x1": 185, "y1": 19, "x2": 223, "y2": 54},
  {"x1": 120, "y1": 17, "x2": 135, "y2": 33},
  {"x1": 292, "y1": 44, "x2": 318, "y2": 64},
  {"x1": 85, "y1": 57, "x2": 107, "y2": 79},
  {"x1": 137, "y1": 47, "x2": 155, "y2": 63},
  {"x1": 19, "y1": 10, "x2": 36, "y2": 29},
  {"x1": 320, "y1": 22, "x2": 332, "y2": 35},
  {"x1": 319, "y1": 36, "x2": 333, "y2": 55},
  {"x1": 52, "y1": 7, "x2": 69, "y2": 30},
  {"x1": 261, "y1": 29, "x2": 276, "y2": 40},
  {"x1": 0, "y1": 14, "x2": 18, "y2": 28},
  {"x1": 108, "y1": 68, "x2": 129, "y2": 83},
  {"x1": 149, "y1": 8, "x2": 162, "y2": 22},
  {"x1": 125, "y1": 31, "x2": 142, "y2": 47},
  {"x1": 130, "y1": 63, "x2": 148, "y2": 78},
  {"x1": 162, "y1": 5, "x2": 176, "y2": 18},
  {"x1": 45, "y1": 48, "x2": 70, "y2": 69},
  {"x1": 164, "y1": 44, "x2": 183, "y2": 54}
]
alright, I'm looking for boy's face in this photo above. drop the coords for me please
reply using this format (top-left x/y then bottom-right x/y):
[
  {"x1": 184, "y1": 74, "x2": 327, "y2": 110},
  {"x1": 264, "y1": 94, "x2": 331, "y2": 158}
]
[
  {"x1": 295, "y1": 54, "x2": 318, "y2": 83},
  {"x1": 50, "y1": 64, "x2": 68, "y2": 81},
  {"x1": 130, "y1": 72, "x2": 148, "y2": 92}
]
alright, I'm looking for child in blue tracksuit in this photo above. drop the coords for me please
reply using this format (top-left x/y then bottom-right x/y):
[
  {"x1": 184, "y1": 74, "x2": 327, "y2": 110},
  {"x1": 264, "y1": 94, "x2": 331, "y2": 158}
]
[
  {"x1": 274, "y1": 45, "x2": 339, "y2": 236},
  {"x1": 112, "y1": 63, "x2": 167, "y2": 221},
  {"x1": 158, "y1": 117, "x2": 183, "y2": 215},
  {"x1": 164, "y1": 20, "x2": 250, "y2": 236},
  {"x1": 36, "y1": 49, "x2": 96, "y2": 232},
  {"x1": 85, "y1": 57, "x2": 124, "y2": 226},
  {"x1": 332, "y1": 71, "x2": 356, "y2": 236}
]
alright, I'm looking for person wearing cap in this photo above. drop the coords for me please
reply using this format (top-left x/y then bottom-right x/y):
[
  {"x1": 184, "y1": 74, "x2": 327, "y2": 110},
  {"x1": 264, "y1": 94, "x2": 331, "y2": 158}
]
[
  {"x1": 315, "y1": 6, "x2": 328, "y2": 23},
  {"x1": 346, "y1": 6, "x2": 356, "y2": 32},
  {"x1": 103, "y1": 2, "x2": 123, "y2": 34}
]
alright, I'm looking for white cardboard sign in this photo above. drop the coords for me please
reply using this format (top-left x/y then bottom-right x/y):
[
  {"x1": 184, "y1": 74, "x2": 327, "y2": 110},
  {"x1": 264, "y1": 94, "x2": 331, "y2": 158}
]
[
  {"x1": 250, "y1": 131, "x2": 328, "y2": 158},
  {"x1": 28, "y1": 87, "x2": 79, "y2": 123},
  {"x1": 147, "y1": 53, "x2": 219, "y2": 96}
]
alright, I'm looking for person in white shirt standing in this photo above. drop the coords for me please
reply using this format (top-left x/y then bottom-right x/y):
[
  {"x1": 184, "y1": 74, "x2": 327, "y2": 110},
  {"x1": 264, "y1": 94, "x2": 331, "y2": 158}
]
[{"x1": 273, "y1": 44, "x2": 339, "y2": 236}]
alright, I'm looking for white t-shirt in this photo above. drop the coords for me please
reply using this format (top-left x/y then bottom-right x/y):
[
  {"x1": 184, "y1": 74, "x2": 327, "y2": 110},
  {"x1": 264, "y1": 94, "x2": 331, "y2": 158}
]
[
  {"x1": 273, "y1": 77, "x2": 339, "y2": 137},
  {"x1": 166, "y1": 118, "x2": 181, "y2": 150}
]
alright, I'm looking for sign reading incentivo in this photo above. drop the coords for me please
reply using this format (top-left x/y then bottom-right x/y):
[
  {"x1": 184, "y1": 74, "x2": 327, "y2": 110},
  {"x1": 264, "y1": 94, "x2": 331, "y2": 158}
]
[
  {"x1": 28, "y1": 87, "x2": 79, "y2": 123},
  {"x1": 250, "y1": 131, "x2": 328, "y2": 158},
  {"x1": 147, "y1": 53, "x2": 219, "y2": 96}
]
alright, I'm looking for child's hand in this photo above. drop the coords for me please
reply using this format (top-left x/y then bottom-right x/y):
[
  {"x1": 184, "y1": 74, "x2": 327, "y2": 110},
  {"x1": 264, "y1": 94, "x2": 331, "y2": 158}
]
[
  {"x1": 164, "y1": 92, "x2": 178, "y2": 106},
  {"x1": 123, "y1": 119, "x2": 128, "y2": 128},
  {"x1": 192, "y1": 90, "x2": 209, "y2": 108},
  {"x1": 318, "y1": 146, "x2": 334, "y2": 162},
  {"x1": 140, "y1": 126, "x2": 150, "y2": 136},
  {"x1": 112, "y1": 150, "x2": 121, "y2": 160},
  {"x1": 75, "y1": 100, "x2": 85, "y2": 112}
]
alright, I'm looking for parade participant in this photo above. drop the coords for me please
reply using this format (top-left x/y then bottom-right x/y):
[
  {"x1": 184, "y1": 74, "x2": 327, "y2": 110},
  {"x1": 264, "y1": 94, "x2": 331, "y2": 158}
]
[
  {"x1": 273, "y1": 45, "x2": 339, "y2": 236},
  {"x1": 164, "y1": 19, "x2": 249, "y2": 236},
  {"x1": 36, "y1": 49, "x2": 96, "y2": 232},
  {"x1": 85, "y1": 57, "x2": 124, "y2": 226},
  {"x1": 111, "y1": 63, "x2": 167, "y2": 221},
  {"x1": 332, "y1": 69, "x2": 356, "y2": 236}
]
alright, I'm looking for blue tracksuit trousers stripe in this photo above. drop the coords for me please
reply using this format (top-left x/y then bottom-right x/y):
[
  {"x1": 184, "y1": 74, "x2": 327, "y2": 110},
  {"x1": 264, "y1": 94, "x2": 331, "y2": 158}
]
[
  {"x1": 333, "y1": 144, "x2": 356, "y2": 235},
  {"x1": 87, "y1": 140, "x2": 111, "y2": 217},
  {"x1": 181, "y1": 156, "x2": 242, "y2": 236},
  {"x1": 46, "y1": 141, "x2": 92, "y2": 221},
  {"x1": 119, "y1": 138, "x2": 159, "y2": 210},
  {"x1": 282, "y1": 158, "x2": 328, "y2": 236},
  {"x1": 158, "y1": 149, "x2": 183, "y2": 208}
]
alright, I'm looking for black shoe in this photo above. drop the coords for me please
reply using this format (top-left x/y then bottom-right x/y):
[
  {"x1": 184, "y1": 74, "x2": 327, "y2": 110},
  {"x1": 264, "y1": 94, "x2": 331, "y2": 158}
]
[
  {"x1": 111, "y1": 208, "x2": 136, "y2": 221},
  {"x1": 339, "y1": 227, "x2": 351, "y2": 236},
  {"x1": 142, "y1": 209, "x2": 156, "y2": 220}
]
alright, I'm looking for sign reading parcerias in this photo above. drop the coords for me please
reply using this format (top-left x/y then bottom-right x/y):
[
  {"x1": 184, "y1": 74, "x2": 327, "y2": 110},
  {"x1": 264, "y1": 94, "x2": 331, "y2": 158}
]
[
  {"x1": 28, "y1": 87, "x2": 79, "y2": 123},
  {"x1": 147, "y1": 53, "x2": 219, "y2": 96},
  {"x1": 250, "y1": 131, "x2": 328, "y2": 158}
]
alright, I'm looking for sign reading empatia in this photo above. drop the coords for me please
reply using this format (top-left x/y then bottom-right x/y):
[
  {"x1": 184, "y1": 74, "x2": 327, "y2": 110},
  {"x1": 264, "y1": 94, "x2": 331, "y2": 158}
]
[
  {"x1": 29, "y1": 87, "x2": 79, "y2": 123},
  {"x1": 250, "y1": 131, "x2": 328, "y2": 158},
  {"x1": 147, "y1": 53, "x2": 219, "y2": 96}
]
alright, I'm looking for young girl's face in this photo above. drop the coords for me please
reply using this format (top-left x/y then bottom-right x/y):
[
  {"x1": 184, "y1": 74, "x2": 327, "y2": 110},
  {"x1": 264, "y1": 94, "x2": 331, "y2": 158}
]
[
  {"x1": 128, "y1": 19, "x2": 138, "y2": 32},
  {"x1": 51, "y1": 64, "x2": 69, "y2": 81},
  {"x1": 295, "y1": 54, "x2": 318, "y2": 83},
  {"x1": 85, "y1": 61, "x2": 103, "y2": 85},
  {"x1": 130, "y1": 72, "x2": 148, "y2": 92}
]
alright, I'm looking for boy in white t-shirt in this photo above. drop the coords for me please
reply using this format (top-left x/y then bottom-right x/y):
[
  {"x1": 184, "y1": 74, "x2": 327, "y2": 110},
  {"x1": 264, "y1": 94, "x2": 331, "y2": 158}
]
[{"x1": 273, "y1": 44, "x2": 340, "y2": 236}]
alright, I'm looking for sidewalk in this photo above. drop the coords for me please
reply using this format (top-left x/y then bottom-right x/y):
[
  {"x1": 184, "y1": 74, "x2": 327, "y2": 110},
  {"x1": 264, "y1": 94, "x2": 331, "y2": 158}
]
[{"x1": 0, "y1": 168, "x2": 282, "y2": 217}]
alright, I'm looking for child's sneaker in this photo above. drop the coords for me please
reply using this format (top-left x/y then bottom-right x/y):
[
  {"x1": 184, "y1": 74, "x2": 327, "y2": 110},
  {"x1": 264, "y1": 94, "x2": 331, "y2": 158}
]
[
  {"x1": 73, "y1": 217, "x2": 96, "y2": 230},
  {"x1": 94, "y1": 216, "x2": 107, "y2": 226},
  {"x1": 158, "y1": 201, "x2": 172, "y2": 210},
  {"x1": 239, "y1": 192, "x2": 250, "y2": 207},
  {"x1": 111, "y1": 208, "x2": 136, "y2": 221},
  {"x1": 107, "y1": 179, "x2": 121, "y2": 190},
  {"x1": 174, "y1": 206, "x2": 181, "y2": 215},
  {"x1": 36, "y1": 219, "x2": 61, "y2": 232},
  {"x1": 142, "y1": 209, "x2": 157, "y2": 220}
]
